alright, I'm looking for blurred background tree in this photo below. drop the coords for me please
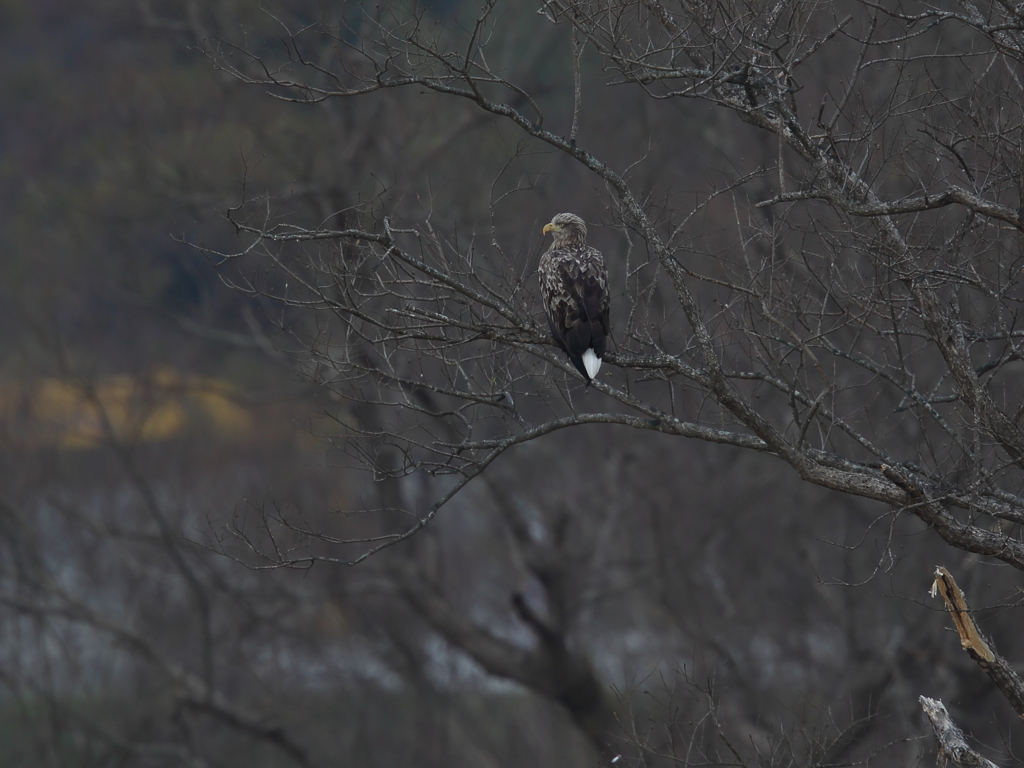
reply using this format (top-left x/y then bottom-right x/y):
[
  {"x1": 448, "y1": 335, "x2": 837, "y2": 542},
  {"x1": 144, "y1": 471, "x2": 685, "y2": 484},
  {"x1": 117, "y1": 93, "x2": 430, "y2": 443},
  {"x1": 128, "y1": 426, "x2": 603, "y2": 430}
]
[{"x1": 1, "y1": 1, "x2": 1022, "y2": 767}]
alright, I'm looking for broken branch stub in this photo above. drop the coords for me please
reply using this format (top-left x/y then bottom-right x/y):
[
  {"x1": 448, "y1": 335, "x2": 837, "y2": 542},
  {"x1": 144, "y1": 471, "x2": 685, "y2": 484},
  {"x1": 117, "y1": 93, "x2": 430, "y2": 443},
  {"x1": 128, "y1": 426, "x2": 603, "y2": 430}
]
[{"x1": 931, "y1": 566, "x2": 1024, "y2": 720}]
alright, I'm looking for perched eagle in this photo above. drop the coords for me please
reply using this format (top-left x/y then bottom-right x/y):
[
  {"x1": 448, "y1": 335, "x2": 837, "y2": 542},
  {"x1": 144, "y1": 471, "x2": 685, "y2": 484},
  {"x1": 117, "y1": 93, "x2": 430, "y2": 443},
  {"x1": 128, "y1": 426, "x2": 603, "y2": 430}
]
[{"x1": 539, "y1": 212, "x2": 610, "y2": 382}]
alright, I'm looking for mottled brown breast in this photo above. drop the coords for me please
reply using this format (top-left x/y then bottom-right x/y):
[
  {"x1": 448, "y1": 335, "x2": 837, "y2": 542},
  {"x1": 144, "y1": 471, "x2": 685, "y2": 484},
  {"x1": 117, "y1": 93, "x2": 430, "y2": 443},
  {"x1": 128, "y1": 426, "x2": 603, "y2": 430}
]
[{"x1": 539, "y1": 242, "x2": 609, "y2": 368}]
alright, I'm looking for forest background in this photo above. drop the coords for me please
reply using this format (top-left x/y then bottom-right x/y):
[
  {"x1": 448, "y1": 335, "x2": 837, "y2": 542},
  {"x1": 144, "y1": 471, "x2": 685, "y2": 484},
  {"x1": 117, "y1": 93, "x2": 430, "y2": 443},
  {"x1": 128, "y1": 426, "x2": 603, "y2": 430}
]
[{"x1": 1, "y1": 1, "x2": 1023, "y2": 766}]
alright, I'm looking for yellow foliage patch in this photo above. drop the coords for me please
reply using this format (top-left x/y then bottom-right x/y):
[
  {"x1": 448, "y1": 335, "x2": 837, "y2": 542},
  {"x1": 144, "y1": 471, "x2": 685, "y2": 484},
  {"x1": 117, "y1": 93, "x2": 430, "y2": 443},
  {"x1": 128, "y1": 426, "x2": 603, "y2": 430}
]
[{"x1": 0, "y1": 367, "x2": 254, "y2": 449}]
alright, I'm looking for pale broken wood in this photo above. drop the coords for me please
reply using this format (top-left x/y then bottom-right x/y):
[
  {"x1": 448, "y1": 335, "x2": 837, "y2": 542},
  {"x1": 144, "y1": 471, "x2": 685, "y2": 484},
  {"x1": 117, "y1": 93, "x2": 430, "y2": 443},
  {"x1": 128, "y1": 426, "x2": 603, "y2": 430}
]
[
  {"x1": 930, "y1": 566, "x2": 1024, "y2": 721},
  {"x1": 919, "y1": 697, "x2": 998, "y2": 768},
  {"x1": 931, "y1": 566, "x2": 994, "y2": 661}
]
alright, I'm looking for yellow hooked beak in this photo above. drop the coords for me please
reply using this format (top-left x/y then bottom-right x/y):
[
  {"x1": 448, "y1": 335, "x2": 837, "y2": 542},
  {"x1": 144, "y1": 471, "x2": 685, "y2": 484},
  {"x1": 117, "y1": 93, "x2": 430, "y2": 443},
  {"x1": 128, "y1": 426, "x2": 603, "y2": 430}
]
[{"x1": 543, "y1": 223, "x2": 558, "y2": 234}]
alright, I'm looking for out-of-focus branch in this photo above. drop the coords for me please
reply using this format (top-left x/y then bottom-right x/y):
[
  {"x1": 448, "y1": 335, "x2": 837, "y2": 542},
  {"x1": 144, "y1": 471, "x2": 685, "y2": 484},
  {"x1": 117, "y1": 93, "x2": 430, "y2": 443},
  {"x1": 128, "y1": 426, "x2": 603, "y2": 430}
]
[
  {"x1": 397, "y1": 565, "x2": 616, "y2": 758},
  {"x1": 930, "y1": 567, "x2": 1024, "y2": 721},
  {"x1": 0, "y1": 588, "x2": 313, "y2": 767},
  {"x1": 570, "y1": 24, "x2": 582, "y2": 145}
]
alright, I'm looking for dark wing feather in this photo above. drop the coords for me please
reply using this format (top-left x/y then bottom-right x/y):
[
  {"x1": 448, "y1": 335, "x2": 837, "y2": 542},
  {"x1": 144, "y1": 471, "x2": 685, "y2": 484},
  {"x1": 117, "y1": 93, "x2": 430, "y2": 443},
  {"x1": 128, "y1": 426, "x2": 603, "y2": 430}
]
[{"x1": 540, "y1": 244, "x2": 609, "y2": 380}]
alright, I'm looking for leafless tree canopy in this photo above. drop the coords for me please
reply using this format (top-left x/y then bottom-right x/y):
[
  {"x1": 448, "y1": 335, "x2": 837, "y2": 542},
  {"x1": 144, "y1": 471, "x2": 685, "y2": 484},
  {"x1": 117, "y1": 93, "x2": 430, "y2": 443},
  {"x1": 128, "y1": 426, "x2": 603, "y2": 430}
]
[
  {"x1": 4, "y1": 1, "x2": 1024, "y2": 766},
  {"x1": 212, "y1": 0, "x2": 1024, "y2": 571}
]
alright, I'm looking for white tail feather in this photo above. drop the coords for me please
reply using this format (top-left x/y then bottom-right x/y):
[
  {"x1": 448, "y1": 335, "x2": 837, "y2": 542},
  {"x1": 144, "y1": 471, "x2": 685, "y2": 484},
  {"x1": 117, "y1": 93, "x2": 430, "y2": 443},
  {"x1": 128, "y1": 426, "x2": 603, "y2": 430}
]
[{"x1": 582, "y1": 348, "x2": 601, "y2": 380}]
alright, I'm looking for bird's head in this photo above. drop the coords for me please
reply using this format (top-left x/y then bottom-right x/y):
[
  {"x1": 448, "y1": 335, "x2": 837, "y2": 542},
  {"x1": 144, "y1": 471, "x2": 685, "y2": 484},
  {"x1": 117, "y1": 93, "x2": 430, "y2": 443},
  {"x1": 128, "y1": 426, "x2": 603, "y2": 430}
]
[{"x1": 543, "y1": 212, "x2": 587, "y2": 246}]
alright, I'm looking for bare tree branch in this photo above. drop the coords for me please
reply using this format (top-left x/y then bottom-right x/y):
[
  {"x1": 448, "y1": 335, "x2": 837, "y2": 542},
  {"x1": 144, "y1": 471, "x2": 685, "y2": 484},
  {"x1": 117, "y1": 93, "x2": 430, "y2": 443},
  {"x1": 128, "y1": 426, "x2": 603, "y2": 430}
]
[
  {"x1": 931, "y1": 566, "x2": 1024, "y2": 721},
  {"x1": 920, "y1": 697, "x2": 1000, "y2": 768}
]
